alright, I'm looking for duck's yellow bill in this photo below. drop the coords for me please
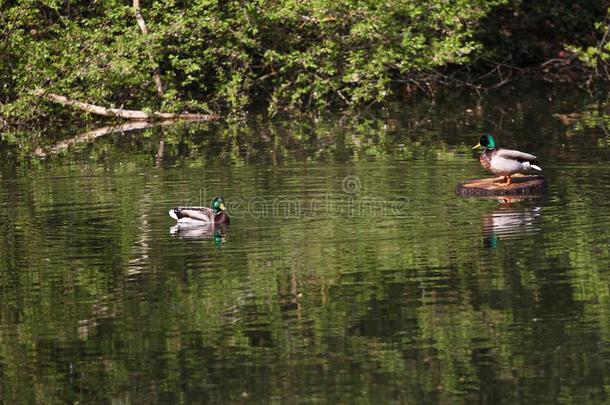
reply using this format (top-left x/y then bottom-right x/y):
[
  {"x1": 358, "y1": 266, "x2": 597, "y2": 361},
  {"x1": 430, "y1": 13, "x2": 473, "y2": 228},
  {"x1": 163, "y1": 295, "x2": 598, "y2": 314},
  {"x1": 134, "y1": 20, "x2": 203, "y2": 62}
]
[
  {"x1": 472, "y1": 143, "x2": 481, "y2": 149},
  {"x1": 219, "y1": 203, "x2": 226, "y2": 211}
]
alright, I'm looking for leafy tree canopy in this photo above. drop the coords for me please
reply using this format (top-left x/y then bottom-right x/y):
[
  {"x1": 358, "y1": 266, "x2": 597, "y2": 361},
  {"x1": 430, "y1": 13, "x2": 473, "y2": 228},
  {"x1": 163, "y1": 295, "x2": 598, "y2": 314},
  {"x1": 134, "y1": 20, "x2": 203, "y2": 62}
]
[{"x1": 0, "y1": 0, "x2": 607, "y2": 125}]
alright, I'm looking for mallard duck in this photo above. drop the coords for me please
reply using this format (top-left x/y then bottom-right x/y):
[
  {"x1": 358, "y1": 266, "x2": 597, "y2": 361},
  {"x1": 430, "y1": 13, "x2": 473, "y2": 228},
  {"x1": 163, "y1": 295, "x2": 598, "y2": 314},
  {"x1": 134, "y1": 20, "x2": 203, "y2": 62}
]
[
  {"x1": 169, "y1": 196, "x2": 230, "y2": 227},
  {"x1": 472, "y1": 134, "x2": 542, "y2": 186}
]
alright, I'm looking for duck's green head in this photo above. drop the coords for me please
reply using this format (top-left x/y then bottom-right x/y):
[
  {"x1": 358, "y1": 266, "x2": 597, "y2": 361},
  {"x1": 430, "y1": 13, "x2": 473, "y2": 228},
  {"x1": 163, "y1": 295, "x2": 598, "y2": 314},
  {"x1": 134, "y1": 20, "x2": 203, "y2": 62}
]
[
  {"x1": 472, "y1": 134, "x2": 497, "y2": 150},
  {"x1": 211, "y1": 196, "x2": 226, "y2": 214}
]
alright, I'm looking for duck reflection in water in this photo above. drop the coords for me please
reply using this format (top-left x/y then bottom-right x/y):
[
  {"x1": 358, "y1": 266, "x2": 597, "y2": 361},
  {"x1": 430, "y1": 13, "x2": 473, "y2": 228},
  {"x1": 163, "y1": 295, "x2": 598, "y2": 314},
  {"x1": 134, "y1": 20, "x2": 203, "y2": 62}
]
[
  {"x1": 482, "y1": 196, "x2": 542, "y2": 248},
  {"x1": 170, "y1": 223, "x2": 227, "y2": 246}
]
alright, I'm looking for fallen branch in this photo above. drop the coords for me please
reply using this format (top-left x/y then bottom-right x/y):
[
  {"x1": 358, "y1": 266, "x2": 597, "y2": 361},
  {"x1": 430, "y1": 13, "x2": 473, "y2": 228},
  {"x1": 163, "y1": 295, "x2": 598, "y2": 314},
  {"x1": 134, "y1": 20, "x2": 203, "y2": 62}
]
[{"x1": 35, "y1": 90, "x2": 220, "y2": 121}]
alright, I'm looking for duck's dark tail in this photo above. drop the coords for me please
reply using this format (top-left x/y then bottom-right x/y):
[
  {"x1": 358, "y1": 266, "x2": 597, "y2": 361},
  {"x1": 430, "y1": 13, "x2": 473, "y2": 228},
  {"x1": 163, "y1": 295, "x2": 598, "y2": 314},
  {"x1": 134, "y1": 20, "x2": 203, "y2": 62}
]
[
  {"x1": 169, "y1": 209, "x2": 183, "y2": 220},
  {"x1": 525, "y1": 160, "x2": 542, "y2": 171},
  {"x1": 531, "y1": 159, "x2": 542, "y2": 171}
]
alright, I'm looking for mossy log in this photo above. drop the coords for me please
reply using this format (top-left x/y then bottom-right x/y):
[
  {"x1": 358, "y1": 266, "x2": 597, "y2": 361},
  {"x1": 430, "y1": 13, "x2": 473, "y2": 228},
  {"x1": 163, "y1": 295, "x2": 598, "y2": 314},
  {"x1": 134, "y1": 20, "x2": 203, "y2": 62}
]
[{"x1": 456, "y1": 174, "x2": 547, "y2": 197}]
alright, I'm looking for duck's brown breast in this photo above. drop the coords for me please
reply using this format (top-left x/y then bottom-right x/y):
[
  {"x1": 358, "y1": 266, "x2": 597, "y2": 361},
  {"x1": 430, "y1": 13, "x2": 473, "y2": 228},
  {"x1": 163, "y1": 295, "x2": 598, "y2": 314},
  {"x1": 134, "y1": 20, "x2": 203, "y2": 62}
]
[
  {"x1": 214, "y1": 212, "x2": 230, "y2": 225},
  {"x1": 479, "y1": 149, "x2": 493, "y2": 171}
]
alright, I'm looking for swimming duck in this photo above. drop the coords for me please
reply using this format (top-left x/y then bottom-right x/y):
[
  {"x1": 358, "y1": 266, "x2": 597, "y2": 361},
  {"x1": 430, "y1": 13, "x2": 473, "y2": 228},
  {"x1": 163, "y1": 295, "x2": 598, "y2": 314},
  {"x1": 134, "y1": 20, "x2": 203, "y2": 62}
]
[
  {"x1": 472, "y1": 134, "x2": 542, "y2": 186},
  {"x1": 169, "y1": 196, "x2": 230, "y2": 227}
]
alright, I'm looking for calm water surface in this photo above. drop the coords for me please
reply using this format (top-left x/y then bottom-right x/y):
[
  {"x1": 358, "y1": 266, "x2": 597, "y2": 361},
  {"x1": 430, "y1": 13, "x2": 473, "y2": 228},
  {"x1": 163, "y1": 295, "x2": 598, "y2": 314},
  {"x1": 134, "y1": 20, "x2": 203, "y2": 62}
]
[{"x1": 0, "y1": 86, "x2": 609, "y2": 403}]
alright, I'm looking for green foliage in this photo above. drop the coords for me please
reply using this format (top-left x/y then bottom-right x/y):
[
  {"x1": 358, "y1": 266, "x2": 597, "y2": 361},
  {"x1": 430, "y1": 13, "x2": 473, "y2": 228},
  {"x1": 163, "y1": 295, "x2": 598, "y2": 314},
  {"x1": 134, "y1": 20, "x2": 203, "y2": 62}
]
[
  {"x1": 3, "y1": 0, "x2": 610, "y2": 124},
  {"x1": 0, "y1": 0, "x2": 506, "y2": 123},
  {"x1": 568, "y1": 9, "x2": 610, "y2": 77}
]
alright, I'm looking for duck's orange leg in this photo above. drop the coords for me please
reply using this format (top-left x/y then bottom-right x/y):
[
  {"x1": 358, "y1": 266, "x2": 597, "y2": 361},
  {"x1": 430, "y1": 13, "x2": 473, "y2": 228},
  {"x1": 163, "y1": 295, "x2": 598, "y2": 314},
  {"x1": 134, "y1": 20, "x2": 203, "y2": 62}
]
[{"x1": 494, "y1": 175, "x2": 512, "y2": 186}]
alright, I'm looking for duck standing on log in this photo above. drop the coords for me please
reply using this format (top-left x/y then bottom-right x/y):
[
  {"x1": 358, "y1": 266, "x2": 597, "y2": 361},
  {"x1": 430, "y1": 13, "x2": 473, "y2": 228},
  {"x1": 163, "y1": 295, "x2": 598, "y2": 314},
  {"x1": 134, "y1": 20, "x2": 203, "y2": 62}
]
[{"x1": 472, "y1": 134, "x2": 542, "y2": 186}]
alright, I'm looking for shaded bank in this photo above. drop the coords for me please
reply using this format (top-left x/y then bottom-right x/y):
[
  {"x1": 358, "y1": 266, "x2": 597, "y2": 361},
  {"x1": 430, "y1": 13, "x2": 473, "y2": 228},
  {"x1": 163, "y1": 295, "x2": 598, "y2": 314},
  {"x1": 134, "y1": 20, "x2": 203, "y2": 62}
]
[{"x1": 2, "y1": 81, "x2": 609, "y2": 173}]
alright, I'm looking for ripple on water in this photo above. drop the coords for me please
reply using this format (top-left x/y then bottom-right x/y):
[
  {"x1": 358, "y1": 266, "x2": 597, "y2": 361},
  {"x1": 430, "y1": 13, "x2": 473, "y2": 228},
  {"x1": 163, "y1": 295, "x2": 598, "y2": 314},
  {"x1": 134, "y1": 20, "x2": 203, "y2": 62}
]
[{"x1": 1, "y1": 131, "x2": 610, "y2": 404}]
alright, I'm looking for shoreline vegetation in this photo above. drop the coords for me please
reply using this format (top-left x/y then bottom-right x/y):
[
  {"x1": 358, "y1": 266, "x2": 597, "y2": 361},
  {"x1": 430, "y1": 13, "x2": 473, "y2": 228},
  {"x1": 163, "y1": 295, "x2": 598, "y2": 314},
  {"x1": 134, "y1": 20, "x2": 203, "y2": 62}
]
[{"x1": 1, "y1": 1, "x2": 610, "y2": 128}]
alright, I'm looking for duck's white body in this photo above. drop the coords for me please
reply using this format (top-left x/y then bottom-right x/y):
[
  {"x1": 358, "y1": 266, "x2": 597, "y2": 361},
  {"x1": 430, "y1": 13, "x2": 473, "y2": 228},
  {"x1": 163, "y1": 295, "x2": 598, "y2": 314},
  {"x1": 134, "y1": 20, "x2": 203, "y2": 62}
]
[
  {"x1": 169, "y1": 207, "x2": 216, "y2": 228},
  {"x1": 480, "y1": 148, "x2": 542, "y2": 176}
]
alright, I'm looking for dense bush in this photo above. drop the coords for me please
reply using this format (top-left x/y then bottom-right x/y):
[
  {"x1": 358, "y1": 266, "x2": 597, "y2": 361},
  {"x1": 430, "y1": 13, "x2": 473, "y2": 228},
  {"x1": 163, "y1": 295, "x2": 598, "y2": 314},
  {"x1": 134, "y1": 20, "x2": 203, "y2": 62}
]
[{"x1": 0, "y1": 0, "x2": 608, "y2": 125}]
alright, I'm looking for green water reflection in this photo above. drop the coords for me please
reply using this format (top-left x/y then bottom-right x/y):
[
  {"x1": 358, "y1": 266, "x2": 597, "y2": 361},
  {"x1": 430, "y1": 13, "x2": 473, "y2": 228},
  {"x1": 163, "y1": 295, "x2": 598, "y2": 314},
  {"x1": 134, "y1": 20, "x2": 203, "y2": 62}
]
[{"x1": 0, "y1": 85, "x2": 609, "y2": 403}]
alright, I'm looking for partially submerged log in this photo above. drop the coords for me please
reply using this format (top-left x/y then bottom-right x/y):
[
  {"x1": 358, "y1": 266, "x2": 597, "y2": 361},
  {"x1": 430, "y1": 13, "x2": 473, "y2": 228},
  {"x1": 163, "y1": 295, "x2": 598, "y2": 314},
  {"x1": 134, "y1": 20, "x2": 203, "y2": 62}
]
[
  {"x1": 456, "y1": 174, "x2": 547, "y2": 197},
  {"x1": 35, "y1": 90, "x2": 220, "y2": 121}
]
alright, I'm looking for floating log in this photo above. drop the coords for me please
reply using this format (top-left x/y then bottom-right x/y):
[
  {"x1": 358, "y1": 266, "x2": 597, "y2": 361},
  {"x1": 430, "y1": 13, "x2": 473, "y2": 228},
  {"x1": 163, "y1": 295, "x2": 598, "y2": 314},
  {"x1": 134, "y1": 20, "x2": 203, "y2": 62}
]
[{"x1": 456, "y1": 174, "x2": 547, "y2": 197}]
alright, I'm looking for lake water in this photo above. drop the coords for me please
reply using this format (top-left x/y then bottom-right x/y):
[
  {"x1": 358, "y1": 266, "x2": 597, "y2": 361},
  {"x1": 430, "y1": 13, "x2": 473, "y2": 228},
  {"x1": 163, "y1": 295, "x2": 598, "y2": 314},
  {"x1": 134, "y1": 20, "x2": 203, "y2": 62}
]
[{"x1": 0, "y1": 85, "x2": 609, "y2": 403}]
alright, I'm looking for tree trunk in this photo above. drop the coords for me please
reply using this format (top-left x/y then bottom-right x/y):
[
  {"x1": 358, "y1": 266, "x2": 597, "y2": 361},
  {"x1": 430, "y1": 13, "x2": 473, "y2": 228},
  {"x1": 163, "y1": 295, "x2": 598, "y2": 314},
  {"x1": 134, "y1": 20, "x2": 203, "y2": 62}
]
[{"x1": 133, "y1": 0, "x2": 164, "y2": 98}]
